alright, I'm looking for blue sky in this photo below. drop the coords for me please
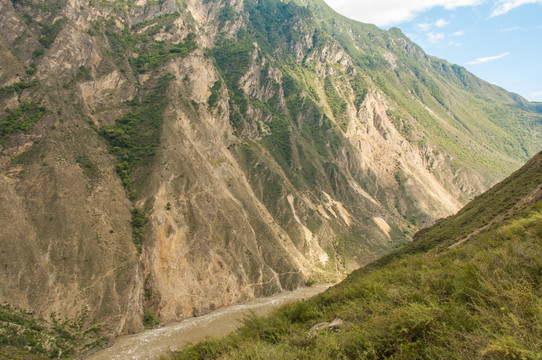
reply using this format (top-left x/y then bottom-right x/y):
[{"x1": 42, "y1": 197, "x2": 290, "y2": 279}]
[{"x1": 322, "y1": 0, "x2": 542, "y2": 102}]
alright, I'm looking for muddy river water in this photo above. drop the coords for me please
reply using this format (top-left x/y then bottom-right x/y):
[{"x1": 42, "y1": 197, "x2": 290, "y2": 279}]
[{"x1": 88, "y1": 284, "x2": 330, "y2": 360}]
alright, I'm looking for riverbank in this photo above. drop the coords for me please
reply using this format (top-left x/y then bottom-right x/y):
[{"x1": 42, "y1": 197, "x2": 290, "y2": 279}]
[{"x1": 88, "y1": 284, "x2": 331, "y2": 360}]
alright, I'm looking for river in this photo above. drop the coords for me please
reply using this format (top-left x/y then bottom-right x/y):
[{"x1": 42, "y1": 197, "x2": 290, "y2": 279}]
[{"x1": 88, "y1": 284, "x2": 330, "y2": 360}]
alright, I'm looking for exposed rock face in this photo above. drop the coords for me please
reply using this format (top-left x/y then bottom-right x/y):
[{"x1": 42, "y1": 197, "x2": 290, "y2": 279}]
[{"x1": 0, "y1": 0, "x2": 540, "y2": 344}]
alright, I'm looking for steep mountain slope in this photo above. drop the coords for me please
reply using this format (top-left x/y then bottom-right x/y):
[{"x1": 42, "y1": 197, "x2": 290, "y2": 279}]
[
  {"x1": 170, "y1": 151, "x2": 542, "y2": 359},
  {"x1": 0, "y1": 0, "x2": 540, "y2": 348}
]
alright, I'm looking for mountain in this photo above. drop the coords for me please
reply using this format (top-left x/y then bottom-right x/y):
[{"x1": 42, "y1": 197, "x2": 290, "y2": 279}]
[
  {"x1": 0, "y1": 0, "x2": 540, "y2": 355},
  {"x1": 170, "y1": 150, "x2": 542, "y2": 359}
]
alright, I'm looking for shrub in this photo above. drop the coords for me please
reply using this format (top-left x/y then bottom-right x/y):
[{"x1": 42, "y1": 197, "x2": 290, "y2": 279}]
[
  {"x1": 324, "y1": 76, "x2": 347, "y2": 119},
  {"x1": 0, "y1": 101, "x2": 46, "y2": 140},
  {"x1": 99, "y1": 74, "x2": 173, "y2": 195},
  {"x1": 0, "y1": 80, "x2": 38, "y2": 98},
  {"x1": 131, "y1": 207, "x2": 148, "y2": 252},
  {"x1": 143, "y1": 309, "x2": 158, "y2": 327},
  {"x1": 38, "y1": 18, "x2": 67, "y2": 48}
]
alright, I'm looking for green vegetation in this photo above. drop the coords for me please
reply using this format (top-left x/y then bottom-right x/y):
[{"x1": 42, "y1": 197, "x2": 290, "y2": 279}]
[
  {"x1": 300, "y1": 115, "x2": 335, "y2": 157},
  {"x1": 75, "y1": 65, "x2": 92, "y2": 82},
  {"x1": 131, "y1": 207, "x2": 148, "y2": 253},
  {"x1": 366, "y1": 150, "x2": 542, "y2": 271},
  {"x1": 311, "y1": 0, "x2": 539, "y2": 175},
  {"x1": 143, "y1": 308, "x2": 159, "y2": 328},
  {"x1": 129, "y1": 33, "x2": 197, "y2": 74},
  {"x1": 167, "y1": 152, "x2": 542, "y2": 359},
  {"x1": 99, "y1": 74, "x2": 173, "y2": 196},
  {"x1": 386, "y1": 109, "x2": 414, "y2": 142},
  {"x1": 210, "y1": 39, "x2": 254, "y2": 131},
  {"x1": 207, "y1": 80, "x2": 222, "y2": 108},
  {"x1": 350, "y1": 74, "x2": 368, "y2": 110},
  {"x1": 262, "y1": 117, "x2": 292, "y2": 165},
  {"x1": 10, "y1": 0, "x2": 58, "y2": 13},
  {"x1": 324, "y1": 76, "x2": 347, "y2": 119},
  {"x1": 245, "y1": 0, "x2": 310, "y2": 54},
  {"x1": 32, "y1": 48, "x2": 44, "y2": 59},
  {"x1": 281, "y1": 73, "x2": 304, "y2": 119},
  {"x1": 0, "y1": 80, "x2": 38, "y2": 98},
  {"x1": 38, "y1": 18, "x2": 67, "y2": 48},
  {"x1": 217, "y1": 4, "x2": 237, "y2": 29},
  {"x1": 211, "y1": 38, "x2": 254, "y2": 126},
  {"x1": 0, "y1": 304, "x2": 107, "y2": 359},
  {"x1": 0, "y1": 101, "x2": 46, "y2": 141},
  {"x1": 75, "y1": 154, "x2": 99, "y2": 180},
  {"x1": 103, "y1": 14, "x2": 197, "y2": 74}
]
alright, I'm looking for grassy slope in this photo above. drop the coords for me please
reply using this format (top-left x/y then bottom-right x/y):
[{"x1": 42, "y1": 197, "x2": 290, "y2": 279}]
[
  {"x1": 168, "y1": 151, "x2": 542, "y2": 359},
  {"x1": 306, "y1": 0, "x2": 541, "y2": 178}
]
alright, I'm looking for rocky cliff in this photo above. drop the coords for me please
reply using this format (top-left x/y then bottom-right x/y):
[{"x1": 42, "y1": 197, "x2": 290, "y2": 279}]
[{"x1": 0, "y1": 0, "x2": 540, "y2": 352}]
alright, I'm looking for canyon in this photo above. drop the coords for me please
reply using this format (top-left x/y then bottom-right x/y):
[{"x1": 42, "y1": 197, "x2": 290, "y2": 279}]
[{"x1": 0, "y1": 0, "x2": 540, "y2": 357}]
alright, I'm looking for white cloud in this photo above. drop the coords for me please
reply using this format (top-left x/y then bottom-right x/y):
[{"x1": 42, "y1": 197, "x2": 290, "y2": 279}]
[
  {"x1": 435, "y1": 19, "x2": 450, "y2": 27},
  {"x1": 448, "y1": 41, "x2": 462, "y2": 46},
  {"x1": 417, "y1": 22, "x2": 432, "y2": 31},
  {"x1": 417, "y1": 19, "x2": 450, "y2": 32},
  {"x1": 427, "y1": 32, "x2": 445, "y2": 43},
  {"x1": 322, "y1": 0, "x2": 483, "y2": 26},
  {"x1": 452, "y1": 30, "x2": 465, "y2": 36},
  {"x1": 499, "y1": 26, "x2": 523, "y2": 32},
  {"x1": 531, "y1": 90, "x2": 542, "y2": 98},
  {"x1": 465, "y1": 52, "x2": 511, "y2": 65},
  {"x1": 490, "y1": 0, "x2": 542, "y2": 17}
]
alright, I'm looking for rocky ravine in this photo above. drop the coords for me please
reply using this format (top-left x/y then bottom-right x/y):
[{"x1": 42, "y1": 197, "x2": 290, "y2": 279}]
[{"x1": 0, "y1": 0, "x2": 540, "y2": 345}]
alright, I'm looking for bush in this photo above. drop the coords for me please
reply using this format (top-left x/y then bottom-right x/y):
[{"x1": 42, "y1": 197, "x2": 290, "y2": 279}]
[
  {"x1": 38, "y1": 18, "x2": 67, "y2": 48},
  {"x1": 105, "y1": 14, "x2": 196, "y2": 74},
  {"x1": 143, "y1": 309, "x2": 158, "y2": 328},
  {"x1": 324, "y1": 76, "x2": 347, "y2": 119},
  {"x1": 131, "y1": 207, "x2": 148, "y2": 252},
  {"x1": 99, "y1": 74, "x2": 173, "y2": 195},
  {"x1": 262, "y1": 116, "x2": 292, "y2": 165},
  {"x1": 0, "y1": 101, "x2": 46, "y2": 140},
  {"x1": 0, "y1": 80, "x2": 38, "y2": 98},
  {"x1": 207, "y1": 80, "x2": 221, "y2": 108}
]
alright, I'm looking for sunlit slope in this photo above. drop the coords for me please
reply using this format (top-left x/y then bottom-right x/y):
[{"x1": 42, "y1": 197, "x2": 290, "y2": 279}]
[
  {"x1": 170, "y1": 151, "x2": 542, "y2": 359},
  {"x1": 306, "y1": 0, "x2": 541, "y2": 180}
]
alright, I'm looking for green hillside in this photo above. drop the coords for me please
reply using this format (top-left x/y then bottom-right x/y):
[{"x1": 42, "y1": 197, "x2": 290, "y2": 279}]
[{"x1": 169, "y1": 151, "x2": 542, "y2": 359}]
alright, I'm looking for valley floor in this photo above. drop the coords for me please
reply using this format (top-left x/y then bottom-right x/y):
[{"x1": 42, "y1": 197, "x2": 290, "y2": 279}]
[{"x1": 89, "y1": 285, "x2": 330, "y2": 360}]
